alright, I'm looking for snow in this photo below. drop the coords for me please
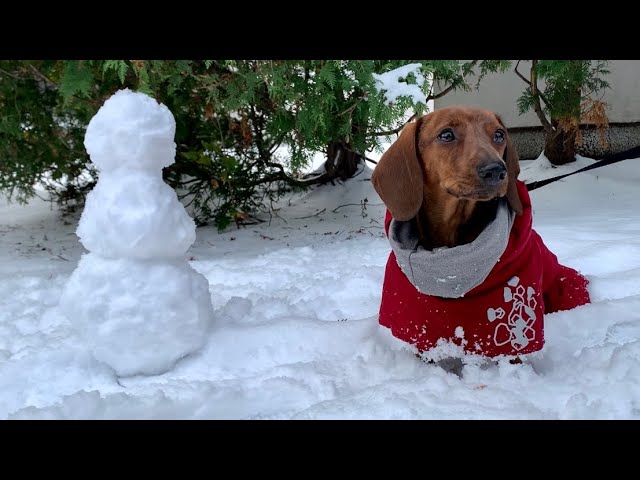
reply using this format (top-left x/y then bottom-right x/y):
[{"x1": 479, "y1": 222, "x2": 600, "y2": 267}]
[
  {"x1": 77, "y1": 171, "x2": 196, "y2": 259},
  {"x1": 84, "y1": 89, "x2": 177, "y2": 172},
  {"x1": 59, "y1": 255, "x2": 213, "y2": 376},
  {"x1": 519, "y1": 152, "x2": 597, "y2": 184},
  {"x1": 79, "y1": 89, "x2": 195, "y2": 259},
  {"x1": 373, "y1": 63, "x2": 427, "y2": 106},
  {"x1": 2, "y1": 152, "x2": 640, "y2": 418},
  {"x1": 58, "y1": 89, "x2": 214, "y2": 377}
]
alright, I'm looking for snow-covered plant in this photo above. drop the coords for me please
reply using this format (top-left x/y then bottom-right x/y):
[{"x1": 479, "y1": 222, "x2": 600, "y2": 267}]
[{"x1": 0, "y1": 60, "x2": 509, "y2": 230}]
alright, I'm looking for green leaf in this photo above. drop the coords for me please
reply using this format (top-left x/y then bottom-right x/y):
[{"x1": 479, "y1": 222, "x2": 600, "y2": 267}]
[
  {"x1": 318, "y1": 63, "x2": 336, "y2": 89},
  {"x1": 175, "y1": 60, "x2": 192, "y2": 75},
  {"x1": 221, "y1": 155, "x2": 237, "y2": 172},
  {"x1": 103, "y1": 60, "x2": 129, "y2": 83},
  {"x1": 133, "y1": 63, "x2": 152, "y2": 94},
  {"x1": 516, "y1": 88, "x2": 536, "y2": 115},
  {"x1": 59, "y1": 61, "x2": 94, "y2": 103}
]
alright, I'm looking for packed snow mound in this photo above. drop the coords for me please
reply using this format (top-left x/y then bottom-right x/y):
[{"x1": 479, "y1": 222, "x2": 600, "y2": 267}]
[
  {"x1": 519, "y1": 153, "x2": 597, "y2": 184},
  {"x1": 76, "y1": 171, "x2": 196, "y2": 259},
  {"x1": 58, "y1": 254, "x2": 214, "y2": 377},
  {"x1": 84, "y1": 89, "x2": 176, "y2": 172}
]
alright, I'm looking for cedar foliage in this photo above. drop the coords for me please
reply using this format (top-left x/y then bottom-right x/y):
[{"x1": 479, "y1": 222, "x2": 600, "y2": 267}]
[
  {"x1": 1, "y1": 60, "x2": 509, "y2": 229},
  {"x1": 515, "y1": 60, "x2": 610, "y2": 165}
]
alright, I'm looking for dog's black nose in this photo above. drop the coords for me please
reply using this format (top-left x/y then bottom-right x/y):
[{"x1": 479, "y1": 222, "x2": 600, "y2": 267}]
[{"x1": 477, "y1": 162, "x2": 507, "y2": 185}]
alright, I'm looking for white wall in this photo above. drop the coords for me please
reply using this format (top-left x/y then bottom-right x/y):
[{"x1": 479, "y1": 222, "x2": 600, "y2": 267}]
[
  {"x1": 605, "y1": 61, "x2": 640, "y2": 123},
  {"x1": 434, "y1": 60, "x2": 640, "y2": 127}
]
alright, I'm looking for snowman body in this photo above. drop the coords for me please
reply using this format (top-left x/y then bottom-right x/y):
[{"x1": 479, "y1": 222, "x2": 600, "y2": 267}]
[{"x1": 59, "y1": 89, "x2": 214, "y2": 377}]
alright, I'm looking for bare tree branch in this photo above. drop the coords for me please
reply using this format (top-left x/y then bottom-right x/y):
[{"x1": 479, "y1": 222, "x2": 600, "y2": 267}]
[
  {"x1": 338, "y1": 94, "x2": 366, "y2": 116},
  {"x1": 28, "y1": 64, "x2": 58, "y2": 91},
  {"x1": 332, "y1": 203, "x2": 366, "y2": 213},
  {"x1": 430, "y1": 82, "x2": 458, "y2": 100},
  {"x1": 332, "y1": 201, "x2": 383, "y2": 213},
  {"x1": 374, "y1": 60, "x2": 480, "y2": 138},
  {"x1": 257, "y1": 161, "x2": 330, "y2": 187},
  {"x1": 336, "y1": 145, "x2": 378, "y2": 166},
  {"x1": 295, "y1": 208, "x2": 326, "y2": 219},
  {"x1": 515, "y1": 60, "x2": 551, "y2": 111},
  {"x1": 268, "y1": 132, "x2": 287, "y2": 155},
  {"x1": 530, "y1": 60, "x2": 554, "y2": 133},
  {"x1": 514, "y1": 60, "x2": 530, "y2": 85},
  {"x1": 0, "y1": 68, "x2": 24, "y2": 80},
  {"x1": 375, "y1": 113, "x2": 418, "y2": 137},
  {"x1": 430, "y1": 60, "x2": 479, "y2": 100}
]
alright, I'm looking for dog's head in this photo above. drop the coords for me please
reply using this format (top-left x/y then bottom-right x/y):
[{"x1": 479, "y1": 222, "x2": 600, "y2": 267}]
[{"x1": 371, "y1": 106, "x2": 523, "y2": 221}]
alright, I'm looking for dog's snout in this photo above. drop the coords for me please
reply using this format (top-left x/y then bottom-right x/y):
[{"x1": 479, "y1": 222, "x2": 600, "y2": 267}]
[{"x1": 477, "y1": 162, "x2": 507, "y2": 185}]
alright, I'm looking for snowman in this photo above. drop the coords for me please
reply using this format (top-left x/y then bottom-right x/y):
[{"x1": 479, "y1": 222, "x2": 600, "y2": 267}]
[{"x1": 59, "y1": 89, "x2": 215, "y2": 377}]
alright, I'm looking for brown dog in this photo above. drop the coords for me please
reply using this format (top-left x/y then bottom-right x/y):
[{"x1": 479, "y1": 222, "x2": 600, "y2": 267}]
[
  {"x1": 371, "y1": 106, "x2": 590, "y2": 360},
  {"x1": 372, "y1": 106, "x2": 522, "y2": 250}
]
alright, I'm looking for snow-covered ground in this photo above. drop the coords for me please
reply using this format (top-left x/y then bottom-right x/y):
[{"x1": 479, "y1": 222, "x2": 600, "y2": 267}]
[
  {"x1": 519, "y1": 152, "x2": 597, "y2": 184},
  {"x1": 2, "y1": 155, "x2": 640, "y2": 419}
]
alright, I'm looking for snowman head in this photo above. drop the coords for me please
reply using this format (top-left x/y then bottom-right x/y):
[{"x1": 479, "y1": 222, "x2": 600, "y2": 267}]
[{"x1": 84, "y1": 89, "x2": 177, "y2": 172}]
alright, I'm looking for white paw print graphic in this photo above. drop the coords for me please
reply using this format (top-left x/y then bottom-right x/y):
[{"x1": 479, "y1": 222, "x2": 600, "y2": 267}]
[{"x1": 487, "y1": 276, "x2": 537, "y2": 351}]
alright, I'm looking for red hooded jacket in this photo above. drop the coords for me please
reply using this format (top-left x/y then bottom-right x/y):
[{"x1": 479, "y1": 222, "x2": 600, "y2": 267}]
[{"x1": 379, "y1": 181, "x2": 591, "y2": 358}]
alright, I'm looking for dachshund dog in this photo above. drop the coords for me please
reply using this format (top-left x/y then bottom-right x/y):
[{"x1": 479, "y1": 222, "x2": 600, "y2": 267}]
[{"x1": 372, "y1": 106, "x2": 590, "y2": 360}]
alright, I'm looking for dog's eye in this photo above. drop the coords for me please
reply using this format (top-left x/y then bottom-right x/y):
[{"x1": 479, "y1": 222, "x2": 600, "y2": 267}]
[
  {"x1": 437, "y1": 129, "x2": 455, "y2": 143},
  {"x1": 494, "y1": 130, "x2": 506, "y2": 144}
]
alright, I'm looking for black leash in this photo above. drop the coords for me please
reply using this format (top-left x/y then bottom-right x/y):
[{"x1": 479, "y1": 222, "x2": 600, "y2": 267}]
[{"x1": 525, "y1": 146, "x2": 640, "y2": 191}]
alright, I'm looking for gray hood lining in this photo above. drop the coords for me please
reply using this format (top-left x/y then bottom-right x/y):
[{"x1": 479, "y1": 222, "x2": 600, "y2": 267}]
[{"x1": 388, "y1": 199, "x2": 515, "y2": 298}]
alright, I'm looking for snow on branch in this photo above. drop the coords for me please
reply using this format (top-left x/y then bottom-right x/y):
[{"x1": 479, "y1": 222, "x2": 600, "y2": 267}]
[{"x1": 373, "y1": 63, "x2": 428, "y2": 106}]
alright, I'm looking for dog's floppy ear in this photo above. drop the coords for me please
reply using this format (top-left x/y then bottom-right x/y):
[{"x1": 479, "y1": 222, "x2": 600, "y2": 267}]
[
  {"x1": 503, "y1": 132, "x2": 523, "y2": 215},
  {"x1": 371, "y1": 118, "x2": 424, "y2": 221}
]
